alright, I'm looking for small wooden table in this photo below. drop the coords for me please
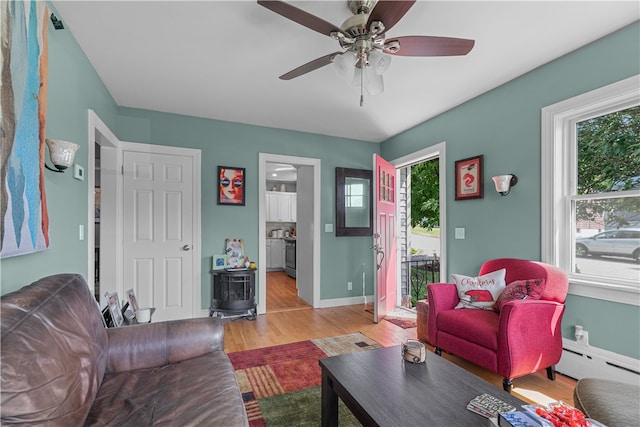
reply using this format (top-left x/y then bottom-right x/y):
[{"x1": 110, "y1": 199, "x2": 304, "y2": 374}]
[{"x1": 320, "y1": 346, "x2": 525, "y2": 426}]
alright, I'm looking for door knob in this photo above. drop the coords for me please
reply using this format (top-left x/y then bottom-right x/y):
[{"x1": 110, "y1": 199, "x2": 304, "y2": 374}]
[{"x1": 182, "y1": 245, "x2": 191, "y2": 251}]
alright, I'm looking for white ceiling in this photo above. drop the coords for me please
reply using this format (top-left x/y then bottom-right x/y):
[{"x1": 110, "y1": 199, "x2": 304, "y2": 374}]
[{"x1": 52, "y1": 1, "x2": 639, "y2": 143}]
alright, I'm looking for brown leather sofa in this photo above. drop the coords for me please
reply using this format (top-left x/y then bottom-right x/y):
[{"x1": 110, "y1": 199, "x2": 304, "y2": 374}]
[{"x1": 1, "y1": 274, "x2": 248, "y2": 426}]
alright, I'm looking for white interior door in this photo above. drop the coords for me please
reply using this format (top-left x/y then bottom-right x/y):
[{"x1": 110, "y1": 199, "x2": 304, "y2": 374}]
[
  {"x1": 123, "y1": 144, "x2": 200, "y2": 321},
  {"x1": 296, "y1": 165, "x2": 314, "y2": 305}
]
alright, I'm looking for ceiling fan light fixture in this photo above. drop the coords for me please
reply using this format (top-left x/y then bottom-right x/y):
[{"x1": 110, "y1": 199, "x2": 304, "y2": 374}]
[
  {"x1": 350, "y1": 63, "x2": 384, "y2": 96},
  {"x1": 364, "y1": 68, "x2": 384, "y2": 96},
  {"x1": 333, "y1": 52, "x2": 355, "y2": 78},
  {"x1": 368, "y1": 49, "x2": 391, "y2": 75}
]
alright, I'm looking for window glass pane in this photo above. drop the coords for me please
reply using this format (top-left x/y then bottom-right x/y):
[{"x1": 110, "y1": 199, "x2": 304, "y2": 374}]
[
  {"x1": 573, "y1": 197, "x2": 640, "y2": 282},
  {"x1": 576, "y1": 105, "x2": 640, "y2": 195}
]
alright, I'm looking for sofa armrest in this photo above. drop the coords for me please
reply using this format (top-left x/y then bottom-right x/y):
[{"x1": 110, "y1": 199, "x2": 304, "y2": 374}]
[
  {"x1": 426, "y1": 283, "x2": 459, "y2": 347},
  {"x1": 106, "y1": 317, "x2": 224, "y2": 373},
  {"x1": 497, "y1": 300, "x2": 565, "y2": 378}
]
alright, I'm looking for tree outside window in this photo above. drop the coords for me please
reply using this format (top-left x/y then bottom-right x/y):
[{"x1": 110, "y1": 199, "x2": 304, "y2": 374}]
[{"x1": 573, "y1": 105, "x2": 640, "y2": 280}]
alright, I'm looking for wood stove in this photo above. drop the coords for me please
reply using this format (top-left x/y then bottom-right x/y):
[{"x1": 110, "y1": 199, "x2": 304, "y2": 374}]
[{"x1": 210, "y1": 269, "x2": 256, "y2": 320}]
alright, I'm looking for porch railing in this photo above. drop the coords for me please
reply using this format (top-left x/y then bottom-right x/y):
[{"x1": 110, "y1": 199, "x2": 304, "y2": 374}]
[{"x1": 402, "y1": 255, "x2": 440, "y2": 307}]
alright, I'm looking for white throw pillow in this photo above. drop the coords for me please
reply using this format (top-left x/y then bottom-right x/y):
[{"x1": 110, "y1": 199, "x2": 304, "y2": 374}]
[{"x1": 452, "y1": 268, "x2": 507, "y2": 310}]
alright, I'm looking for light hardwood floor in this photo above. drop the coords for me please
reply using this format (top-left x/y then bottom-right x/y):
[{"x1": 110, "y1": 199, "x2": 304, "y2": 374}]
[
  {"x1": 265, "y1": 271, "x2": 311, "y2": 313},
  {"x1": 224, "y1": 272, "x2": 576, "y2": 406}
]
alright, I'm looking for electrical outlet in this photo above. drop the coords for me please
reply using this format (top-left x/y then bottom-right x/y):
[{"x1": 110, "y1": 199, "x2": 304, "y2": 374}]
[
  {"x1": 347, "y1": 281, "x2": 353, "y2": 291},
  {"x1": 577, "y1": 330, "x2": 589, "y2": 346}
]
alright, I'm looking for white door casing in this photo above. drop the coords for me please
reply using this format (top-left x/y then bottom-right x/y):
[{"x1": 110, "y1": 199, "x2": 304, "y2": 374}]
[
  {"x1": 122, "y1": 143, "x2": 201, "y2": 321},
  {"x1": 390, "y1": 142, "x2": 448, "y2": 295},
  {"x1": 88, "y1": 110, "x2": 122, "y2": 296}
]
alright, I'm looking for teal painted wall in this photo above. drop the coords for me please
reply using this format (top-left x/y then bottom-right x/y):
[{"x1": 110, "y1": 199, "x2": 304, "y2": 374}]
[
  {"x1": 380, "y1": 22, "x2": 640, "y2": 359},
  {"x1": 115, "y1": 108, "x2": 378, "y2": 307},
  {"x1": 0, "y1": 4, "x2": 119, "y2": 293}
]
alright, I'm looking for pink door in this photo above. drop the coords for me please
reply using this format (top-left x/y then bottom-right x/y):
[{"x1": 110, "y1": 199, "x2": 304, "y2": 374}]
[{"x1": 373, "y1": 154, "x2": 397, "y2": 323}]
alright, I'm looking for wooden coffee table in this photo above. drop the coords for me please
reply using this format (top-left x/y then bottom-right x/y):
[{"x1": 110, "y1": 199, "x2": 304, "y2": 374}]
[{"x1": 320, "y1": 345, "x2": 525, "y2": 426}]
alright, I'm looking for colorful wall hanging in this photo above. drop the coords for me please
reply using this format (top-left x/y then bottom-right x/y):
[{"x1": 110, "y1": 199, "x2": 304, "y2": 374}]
[{"x1": 1, "y1": 0, "x2": 51, "y2": 258}]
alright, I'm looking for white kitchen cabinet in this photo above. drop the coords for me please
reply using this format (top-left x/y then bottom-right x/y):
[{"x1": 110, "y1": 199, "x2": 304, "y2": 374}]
[
  {"x1": 289, "y1": 193, "x2": 296, "y2": 222},
  {"x1": 266, "y1": 192, "x2": 296, "y2": 222},
  {"x1": 266, "y1": 238, "x2": 284, "y2": 269}
]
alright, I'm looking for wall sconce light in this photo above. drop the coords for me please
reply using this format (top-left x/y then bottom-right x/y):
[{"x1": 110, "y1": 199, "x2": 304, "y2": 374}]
[
  {"x1": 45, "y1": 139, "x2": 79, "y2": 173},
  {"x1": 492, "y1": 174, "x2": 518, "y2": 196}
]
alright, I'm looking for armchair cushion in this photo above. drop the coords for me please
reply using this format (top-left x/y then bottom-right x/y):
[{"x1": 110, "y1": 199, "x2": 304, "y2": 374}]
[
  {"x1": 480, "y1": 259, "x2": 567, "y2": 303},
  {"x1": 494, "y1": 279, "x2": 546, "y2": 312},
  {"x1": 452, "y1": 268, "x2": 506, "y2": 309}
]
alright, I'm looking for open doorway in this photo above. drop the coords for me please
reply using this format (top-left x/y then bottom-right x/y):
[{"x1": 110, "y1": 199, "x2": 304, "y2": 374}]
[
  {"x1": 264, "y1": 162, "x2": 310, "y2": 313},
  {"x1": 258, "y1": 154, "x2": 321, "y2": 315},
  {"x1": 399, "y1": 158, "x2": 441, "y2": 308},
  {"x1": 87, "y1": 110, "x2": 121, "y2": 299},
  {"x1": 392, "y1": 142, "x2": 447, "y2": 313}
]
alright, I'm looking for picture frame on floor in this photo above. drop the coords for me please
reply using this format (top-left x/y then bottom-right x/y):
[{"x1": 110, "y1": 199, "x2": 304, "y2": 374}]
[
  {"x1": 126, "y1": 289, "x2": 138, "y2": 313},
  {"x1": 105, "y1": 291, "x2": 124, "y2": 327}
]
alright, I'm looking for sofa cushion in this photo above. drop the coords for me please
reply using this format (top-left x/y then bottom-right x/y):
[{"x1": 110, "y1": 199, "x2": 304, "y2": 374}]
[
  {"x1": 85, "y1": 351, "x2": 247, "y2": 426},
  {"x1": 1, "y1": 274, "x2": 108, "y2": 425},
  {"x1": 452, "y1": 268, "x2": 506, "y2": 310},
  {"x1": 437, "y1": 309, "x2": 499, "y2": 350},
  {"x1": 494, "y1": 279, "x2": 546, "y2": 312}
]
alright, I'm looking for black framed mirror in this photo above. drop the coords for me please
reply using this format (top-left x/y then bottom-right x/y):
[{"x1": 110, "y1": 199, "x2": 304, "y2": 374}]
[{"x1": 335, "y1": 167, "x2": 373, "y2": 237}]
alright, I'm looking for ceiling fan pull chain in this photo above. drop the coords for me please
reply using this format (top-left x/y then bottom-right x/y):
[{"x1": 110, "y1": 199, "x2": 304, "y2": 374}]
[{"x1": 360, "y1": 66, "x2": 364, "y2": 107}]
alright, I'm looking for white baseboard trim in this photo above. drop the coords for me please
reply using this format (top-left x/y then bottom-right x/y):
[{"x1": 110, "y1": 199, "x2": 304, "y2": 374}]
[
  {"x1": 200, "y1": 295, "x2": 374, "y2": 317},
  {"x1": 314, "y1": 295, "x2": 374, "y2": 309},
  {"x1": 557, "y1": 338, "x2": 640, "y2": 386}
]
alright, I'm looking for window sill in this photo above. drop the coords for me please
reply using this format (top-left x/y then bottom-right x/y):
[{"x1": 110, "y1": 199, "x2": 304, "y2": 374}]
[{"x1": 568, "y1": 276, "x2": 640, "y2": 306}]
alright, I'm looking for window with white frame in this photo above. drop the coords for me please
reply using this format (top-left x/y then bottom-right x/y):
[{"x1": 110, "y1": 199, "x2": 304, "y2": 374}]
[{"x1": 541, "y1": 75, "x2": 640, "y2": 305}]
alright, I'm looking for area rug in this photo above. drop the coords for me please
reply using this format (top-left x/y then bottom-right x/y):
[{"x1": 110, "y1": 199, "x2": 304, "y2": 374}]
[
  {"x1": 228, "y1": 332, "x2": 382, "y2": 426},
  {"x1": 365, "y1": 308, "x2": 417, "y2": 329},
  {"x1": 385, "y1": 317, "x2": 417, "y2": 329}
]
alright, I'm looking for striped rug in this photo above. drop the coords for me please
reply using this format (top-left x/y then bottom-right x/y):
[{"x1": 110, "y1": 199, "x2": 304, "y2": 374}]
[{"x1": 228, "y1": 332, "x2": 381, "y2": 426}]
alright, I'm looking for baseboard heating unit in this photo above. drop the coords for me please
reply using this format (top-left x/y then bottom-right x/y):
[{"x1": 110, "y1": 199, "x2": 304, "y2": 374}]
[{"x1": 556, "y1": 338, "x2": 640, "y2": 386}]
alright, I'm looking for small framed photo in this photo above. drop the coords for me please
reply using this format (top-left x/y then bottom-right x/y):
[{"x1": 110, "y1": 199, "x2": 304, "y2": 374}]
[
  {"x1": 126, "y1": 289, "x2": 139, "y2": 313},
  {"x1": 105, "y1": 291, "x2": 124, "y2": 327},
  {"x1": 217, "y1": 166, "x2": 245, "y2": 206},
  {"x1": 212, "y1": 255, "x2": 227, "y2": 270},
  {"x1": 455, "y1": 155, "x2": 484, "y2": 200}
]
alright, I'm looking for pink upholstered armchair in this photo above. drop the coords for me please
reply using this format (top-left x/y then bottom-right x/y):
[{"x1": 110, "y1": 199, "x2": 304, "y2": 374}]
[{"x1": 427, "y1": 258, "x2": 568, "y2": 391}]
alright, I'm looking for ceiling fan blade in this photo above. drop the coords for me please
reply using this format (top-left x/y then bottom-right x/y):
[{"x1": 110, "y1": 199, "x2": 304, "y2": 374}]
[
  {"x1": 279, "y1": 52, "x2": 344, "y2": 80},
  {"x1": 367, "y1": 1, "x2": 416, "y2": 34},
  {"x1": 384, "y1": 36, "x2": 475, "y2": 56},
  {"x1": 258, "y1": 1, "x2": 345, "y2": 38}
]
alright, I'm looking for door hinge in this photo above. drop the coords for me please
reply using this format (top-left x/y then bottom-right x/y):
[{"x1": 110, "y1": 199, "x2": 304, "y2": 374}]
[{"x1": 121, "y1": 165, "x2": 124, "y2": 175}]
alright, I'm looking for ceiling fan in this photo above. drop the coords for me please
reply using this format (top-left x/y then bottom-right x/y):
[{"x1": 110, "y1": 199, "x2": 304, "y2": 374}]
[{"x1": 257, "y1": 0, "x2": 475, "y2": 106}]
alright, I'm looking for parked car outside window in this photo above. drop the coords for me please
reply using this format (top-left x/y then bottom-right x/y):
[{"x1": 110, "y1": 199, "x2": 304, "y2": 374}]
[{"x1": 575, "y1": 228, "x2": 640, "y2": 261}]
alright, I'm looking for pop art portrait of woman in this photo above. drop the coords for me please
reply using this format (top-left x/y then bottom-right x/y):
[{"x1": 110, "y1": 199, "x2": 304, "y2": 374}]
[{"x1": 218, "y1": 166, "x2": 245, "y2": 206}]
